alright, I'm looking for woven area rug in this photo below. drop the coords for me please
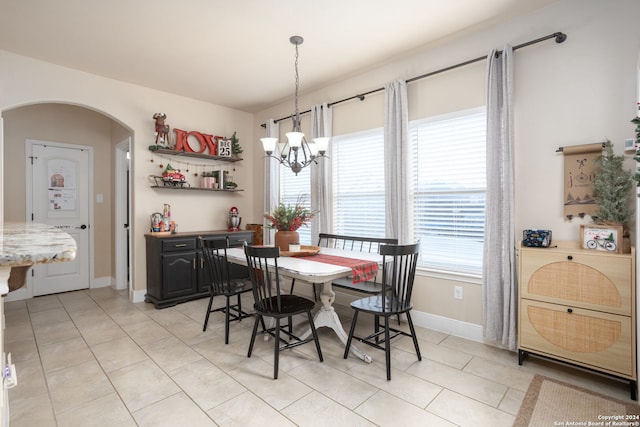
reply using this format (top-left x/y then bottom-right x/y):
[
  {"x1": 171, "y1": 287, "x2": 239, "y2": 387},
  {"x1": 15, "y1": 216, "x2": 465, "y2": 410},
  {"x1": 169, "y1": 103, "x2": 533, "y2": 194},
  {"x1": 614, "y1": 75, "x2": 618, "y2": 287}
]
[{"x1": 513, "y1": 374, "x2": 640, "y2": 427}]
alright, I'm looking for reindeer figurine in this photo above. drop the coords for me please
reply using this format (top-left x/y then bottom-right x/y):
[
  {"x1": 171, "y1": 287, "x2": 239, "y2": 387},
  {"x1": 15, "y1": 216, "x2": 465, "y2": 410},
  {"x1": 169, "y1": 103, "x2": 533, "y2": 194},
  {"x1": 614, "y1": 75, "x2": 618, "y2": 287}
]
[{"x1": 153, "y1": 113, "x2": 170, "y2": 146}]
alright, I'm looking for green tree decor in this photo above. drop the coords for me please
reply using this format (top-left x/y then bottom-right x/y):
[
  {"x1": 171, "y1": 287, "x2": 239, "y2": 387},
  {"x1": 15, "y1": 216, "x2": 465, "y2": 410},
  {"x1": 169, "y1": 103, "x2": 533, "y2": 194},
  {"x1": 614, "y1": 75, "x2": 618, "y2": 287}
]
[
  {"x1": 230, "y1": 131, "x2": 243, "y2": 155},
  {"x1": 593, "y1": 141, "x2": 634, "y2": 227}
]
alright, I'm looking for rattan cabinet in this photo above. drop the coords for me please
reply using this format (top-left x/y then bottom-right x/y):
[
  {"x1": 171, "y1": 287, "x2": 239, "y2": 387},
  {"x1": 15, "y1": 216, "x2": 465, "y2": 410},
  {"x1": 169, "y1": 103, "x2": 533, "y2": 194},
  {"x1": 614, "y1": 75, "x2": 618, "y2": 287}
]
[{"x1": 518, "y1": 241, "x2": 637, "y2": 399}]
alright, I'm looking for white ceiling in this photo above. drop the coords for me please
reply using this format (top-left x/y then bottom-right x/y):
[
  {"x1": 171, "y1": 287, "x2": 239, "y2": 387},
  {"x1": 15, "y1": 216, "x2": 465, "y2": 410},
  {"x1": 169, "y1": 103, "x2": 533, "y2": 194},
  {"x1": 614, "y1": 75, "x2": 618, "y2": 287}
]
[{"x1": 0, "y1": 0, "x2": 557, "y2": 113}]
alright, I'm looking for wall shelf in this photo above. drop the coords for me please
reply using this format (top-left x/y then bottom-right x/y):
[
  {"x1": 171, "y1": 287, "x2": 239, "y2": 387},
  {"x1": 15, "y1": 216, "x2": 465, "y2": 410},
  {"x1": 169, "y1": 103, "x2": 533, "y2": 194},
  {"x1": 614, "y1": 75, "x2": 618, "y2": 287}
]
[
  {"x1": 150, "y1": 185, "x2": 243, "y2": 192},
  {"x1": 149, "y1": 147, "x2": 242, "y2": 162}
]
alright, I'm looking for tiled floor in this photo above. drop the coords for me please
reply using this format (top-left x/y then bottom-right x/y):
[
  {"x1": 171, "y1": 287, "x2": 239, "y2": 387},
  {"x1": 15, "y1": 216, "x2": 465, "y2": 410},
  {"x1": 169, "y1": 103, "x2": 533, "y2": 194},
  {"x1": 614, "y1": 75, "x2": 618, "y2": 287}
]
[{"x1": 3, "y1": 287, "x2": 635, "y2": 427}]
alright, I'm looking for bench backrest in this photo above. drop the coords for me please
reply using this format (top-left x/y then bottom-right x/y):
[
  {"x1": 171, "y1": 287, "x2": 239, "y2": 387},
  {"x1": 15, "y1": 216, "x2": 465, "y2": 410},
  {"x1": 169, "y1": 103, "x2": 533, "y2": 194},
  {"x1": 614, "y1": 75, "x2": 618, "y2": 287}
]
[{"x1": 317, "y1": 233, "x2": 398, "y2": 254}]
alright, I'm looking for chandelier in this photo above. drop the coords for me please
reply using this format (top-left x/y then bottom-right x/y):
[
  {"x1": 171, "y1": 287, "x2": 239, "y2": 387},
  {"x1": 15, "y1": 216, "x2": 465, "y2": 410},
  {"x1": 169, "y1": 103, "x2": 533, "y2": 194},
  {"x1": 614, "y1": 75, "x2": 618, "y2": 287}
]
[{"x1": 261, "y1": 35, "x2": 329, "y2": 175}]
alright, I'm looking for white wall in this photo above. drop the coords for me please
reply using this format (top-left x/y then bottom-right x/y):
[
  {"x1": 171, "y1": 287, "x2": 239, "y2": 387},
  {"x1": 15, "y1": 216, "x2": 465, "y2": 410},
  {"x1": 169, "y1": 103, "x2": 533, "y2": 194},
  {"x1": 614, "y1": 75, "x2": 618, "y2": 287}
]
[
  {"x1": 252, "y1": 0, "x2": 640, "y2": 332},
  {"x1": 0, "y1": 51, "x2": 256, "y2": 298}
]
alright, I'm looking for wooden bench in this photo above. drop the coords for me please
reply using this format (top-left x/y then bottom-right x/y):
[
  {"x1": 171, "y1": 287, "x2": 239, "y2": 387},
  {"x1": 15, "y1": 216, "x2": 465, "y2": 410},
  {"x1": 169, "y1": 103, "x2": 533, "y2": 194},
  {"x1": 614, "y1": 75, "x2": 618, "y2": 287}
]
[{"x1": 290, "y1": 233, "x2": 398, "y2": 298}]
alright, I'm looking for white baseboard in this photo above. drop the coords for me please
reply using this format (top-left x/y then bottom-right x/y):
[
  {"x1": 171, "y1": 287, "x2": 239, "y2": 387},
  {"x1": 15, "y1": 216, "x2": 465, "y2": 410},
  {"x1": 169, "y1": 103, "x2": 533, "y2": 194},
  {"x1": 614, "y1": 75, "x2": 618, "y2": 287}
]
[
  {"x1": 409, "y1": 310, "x2": 484, "y2": 343},
  {"x1": 130, "y1": 288, "x2": 146, "y2": 303},
  {"x1": 92, "y1": 276, "x2": 112, "y2": 289}
]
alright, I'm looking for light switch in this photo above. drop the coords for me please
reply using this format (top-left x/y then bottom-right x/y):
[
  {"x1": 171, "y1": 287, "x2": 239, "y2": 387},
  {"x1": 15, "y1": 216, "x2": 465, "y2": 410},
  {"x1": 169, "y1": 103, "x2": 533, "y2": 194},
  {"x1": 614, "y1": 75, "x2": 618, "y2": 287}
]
[{"x1": 96, "y1": 194, "x2": 104, "y2": 203}]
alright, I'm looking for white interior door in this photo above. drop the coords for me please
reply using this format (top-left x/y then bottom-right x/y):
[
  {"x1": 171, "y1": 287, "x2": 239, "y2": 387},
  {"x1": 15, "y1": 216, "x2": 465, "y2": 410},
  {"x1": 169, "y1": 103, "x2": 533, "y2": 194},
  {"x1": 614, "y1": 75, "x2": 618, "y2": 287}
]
[{"x1": 29, "y1": 142, "x2": 91, "y2": 296}]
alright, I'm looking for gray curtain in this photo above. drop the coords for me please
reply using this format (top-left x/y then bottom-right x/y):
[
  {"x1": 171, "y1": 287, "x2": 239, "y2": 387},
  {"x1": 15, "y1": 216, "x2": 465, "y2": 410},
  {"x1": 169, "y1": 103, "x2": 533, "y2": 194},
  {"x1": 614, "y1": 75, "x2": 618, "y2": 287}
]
[
  {"x1": 310, "y1": 103, "x2": 332, "y2": 242},
  {"x1": 383, "y1": 79, "x2": 411, "y2": 243},
  {"x1": 482, "y1": 45, "x2": 517, "y2": 350},
  {"x1": 263, "y1": 119, "x2": 280, "y2": 245}
]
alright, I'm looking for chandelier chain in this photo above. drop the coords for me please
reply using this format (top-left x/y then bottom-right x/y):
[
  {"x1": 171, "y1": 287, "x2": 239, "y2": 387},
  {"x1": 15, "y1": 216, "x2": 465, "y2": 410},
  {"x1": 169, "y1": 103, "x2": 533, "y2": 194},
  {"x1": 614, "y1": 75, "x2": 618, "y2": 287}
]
[{"x1": 294, "y1": 43, "x2": 300, "y2": 127}]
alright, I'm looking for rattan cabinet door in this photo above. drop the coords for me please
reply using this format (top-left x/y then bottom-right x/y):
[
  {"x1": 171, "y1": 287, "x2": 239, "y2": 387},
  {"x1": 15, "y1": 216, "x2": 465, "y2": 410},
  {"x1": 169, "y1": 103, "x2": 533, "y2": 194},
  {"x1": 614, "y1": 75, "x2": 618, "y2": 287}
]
[{"x1": 519, "y1": 299, "x2": 634, "y2": 377}]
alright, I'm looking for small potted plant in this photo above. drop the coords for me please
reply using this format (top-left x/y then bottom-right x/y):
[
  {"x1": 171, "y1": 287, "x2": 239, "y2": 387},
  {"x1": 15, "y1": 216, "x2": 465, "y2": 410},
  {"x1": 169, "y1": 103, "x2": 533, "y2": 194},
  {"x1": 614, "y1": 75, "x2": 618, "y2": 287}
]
[{"x1": 264, "y1": 196, "x2": 315, "y2": 252}]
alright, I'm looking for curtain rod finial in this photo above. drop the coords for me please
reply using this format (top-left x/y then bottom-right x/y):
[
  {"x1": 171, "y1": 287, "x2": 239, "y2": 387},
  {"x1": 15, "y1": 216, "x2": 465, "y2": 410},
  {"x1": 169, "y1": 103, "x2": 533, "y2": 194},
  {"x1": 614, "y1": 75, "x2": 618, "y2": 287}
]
[{"x1": 555, "y1": 32, "x2": 567, "y2": 43}]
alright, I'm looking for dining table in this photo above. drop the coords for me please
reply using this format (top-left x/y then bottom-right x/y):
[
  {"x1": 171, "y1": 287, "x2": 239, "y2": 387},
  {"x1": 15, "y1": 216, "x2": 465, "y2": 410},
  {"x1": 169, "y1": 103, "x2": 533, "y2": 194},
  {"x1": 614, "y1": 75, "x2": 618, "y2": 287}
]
[{"x1": 225, "y1": 246, "x2": 382, "y2": 363}]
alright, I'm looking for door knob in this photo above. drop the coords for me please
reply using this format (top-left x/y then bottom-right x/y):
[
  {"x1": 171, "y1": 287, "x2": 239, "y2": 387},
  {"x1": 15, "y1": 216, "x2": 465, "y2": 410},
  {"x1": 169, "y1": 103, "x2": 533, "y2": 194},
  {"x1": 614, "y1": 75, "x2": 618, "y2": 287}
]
[{"x1": 77, "y1": 224, "x2": 87, "y2": 230}]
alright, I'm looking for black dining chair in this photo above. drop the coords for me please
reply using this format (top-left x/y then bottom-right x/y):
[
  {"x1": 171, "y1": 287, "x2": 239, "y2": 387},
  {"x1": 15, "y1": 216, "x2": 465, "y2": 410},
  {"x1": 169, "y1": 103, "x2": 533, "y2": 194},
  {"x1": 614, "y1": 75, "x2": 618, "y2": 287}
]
[
  {"x1": 343, "y1": 242, "x2": 421, "y2": 380},
  {"x1": 199, "y1": 237, "x2": 253, "y2": 344},
  {"x1": 244, "y1": 244, "x2": 323, "y2": 379}
]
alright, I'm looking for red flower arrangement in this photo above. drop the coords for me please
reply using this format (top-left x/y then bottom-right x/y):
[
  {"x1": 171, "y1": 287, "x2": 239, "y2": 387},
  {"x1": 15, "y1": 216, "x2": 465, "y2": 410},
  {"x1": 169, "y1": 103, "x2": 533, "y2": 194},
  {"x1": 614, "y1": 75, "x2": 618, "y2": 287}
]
[{"x1": 264, "y1": 196, "x2": 316, "y2": 231}]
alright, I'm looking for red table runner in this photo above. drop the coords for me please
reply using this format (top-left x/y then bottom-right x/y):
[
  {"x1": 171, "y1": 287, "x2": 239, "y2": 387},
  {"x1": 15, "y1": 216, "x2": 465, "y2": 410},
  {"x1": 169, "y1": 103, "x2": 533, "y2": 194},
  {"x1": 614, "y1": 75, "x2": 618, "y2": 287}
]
[{"x1": 306, "y1": 254, "x2": 378, "y2": 283}]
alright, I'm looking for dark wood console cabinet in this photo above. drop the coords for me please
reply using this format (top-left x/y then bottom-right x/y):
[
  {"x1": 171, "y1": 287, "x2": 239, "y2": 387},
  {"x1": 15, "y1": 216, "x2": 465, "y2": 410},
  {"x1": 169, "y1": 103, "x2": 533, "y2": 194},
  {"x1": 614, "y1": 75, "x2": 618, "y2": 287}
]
[{"x1": 145, "y1": 230, "x2": 253, "y2": 308}]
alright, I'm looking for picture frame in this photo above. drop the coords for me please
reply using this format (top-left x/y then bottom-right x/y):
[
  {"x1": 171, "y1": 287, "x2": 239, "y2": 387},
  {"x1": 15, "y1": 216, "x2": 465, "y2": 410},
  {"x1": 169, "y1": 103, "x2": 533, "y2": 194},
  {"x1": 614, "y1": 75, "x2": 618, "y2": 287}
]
[
  {"x1": 580, "y1": 224, "x2": 623, "y2": 254},
  {"x1": 217, "y1": 139, "x2": 232, "y2": 157}
]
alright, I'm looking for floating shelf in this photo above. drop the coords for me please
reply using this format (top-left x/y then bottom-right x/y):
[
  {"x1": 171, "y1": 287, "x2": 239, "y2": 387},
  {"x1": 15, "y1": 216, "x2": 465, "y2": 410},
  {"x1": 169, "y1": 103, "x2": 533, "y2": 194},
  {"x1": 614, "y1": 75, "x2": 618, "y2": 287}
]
[
  {"x1": 150, "y1": 185, "x2": 243, "y2": 192},
  {"x1": 149, "y1": 148, "x2": 242, "y2": 162}
]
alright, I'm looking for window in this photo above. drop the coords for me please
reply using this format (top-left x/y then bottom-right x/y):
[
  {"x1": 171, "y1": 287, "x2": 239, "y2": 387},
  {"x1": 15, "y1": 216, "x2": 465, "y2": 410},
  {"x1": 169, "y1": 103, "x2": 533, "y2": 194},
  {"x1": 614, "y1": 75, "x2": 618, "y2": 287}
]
[
  {"x1": 279, "y1": 163, "x2": 312, "y2": 244},
  {"x1": 331, "y1": 129, "x2": 386, "y2": 237},
  {"x1": 409, "y1": 107, "x2": 486, "y2": 275}
]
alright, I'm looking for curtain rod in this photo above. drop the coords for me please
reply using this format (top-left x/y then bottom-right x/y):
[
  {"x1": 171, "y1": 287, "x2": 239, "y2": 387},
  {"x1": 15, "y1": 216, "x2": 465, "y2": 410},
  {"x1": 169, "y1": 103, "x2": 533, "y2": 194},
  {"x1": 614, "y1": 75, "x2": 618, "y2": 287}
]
[{"x1": 261, "y1": 31, "x2": 567, "y2": 128}]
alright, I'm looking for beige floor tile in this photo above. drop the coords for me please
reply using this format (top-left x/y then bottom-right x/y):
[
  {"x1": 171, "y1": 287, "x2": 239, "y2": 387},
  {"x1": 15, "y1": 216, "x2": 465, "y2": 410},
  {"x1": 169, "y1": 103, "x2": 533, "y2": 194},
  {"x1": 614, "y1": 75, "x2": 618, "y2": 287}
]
[
  {"x1": 9, "y1": 391, "x2": 56, "y2": 427},
  {"x1": 106, "y1": 306, "x2": 152, "y2": 327},
  {"x1": 499, "y1": 387, "x2": 526, "y2": 415},
  {"x1": 463, "y1": 355, "x2": 535, "y2": 392},
  {"x1": 7, "y1": 359, "x2": 48, "y2": 401},
  {"x1": 288, "y1": 360, "x2": 378, "y2": 410},
  {"x1": 346, "y1": 357, "x2": 442, "y2": 408},
  {"x1": 281, "y1": 390, "x2": 377, "y2": 426},
  {"x1": 29, "y1": 306, "x2": 71, "y2": 326},
  {"x1": 207, "y1": 391, "x2": 297, "y2": 427},
  {"x1": 75, "y1": 318, "x2": 128, "y2": 346},
  {"x1": 167, "y1": 358, "x2": 246, "y2": 411},
  {"x1": 141, "y1": 335, "x2": 203, "y2": 371},
  {"x1": 406, "y1": 358, "x2": 508, "y2": 407},
  {"x1": 144, "y1": 306, "x2": 194, "y2": 327},
  {"x1": 427, "y1": 389, "x2": 515, "y2": 427},
  {"x1": 91, "y1": 336, "x2": 149, "y2": 372},
  {"x1": 107, "y1": 359, "x2": 180, "y2": 412},
  {"x1": 55, "y1": 392, "x2": 137, "y2": 427},
  {"x1": 26, "y1": 295, "x2": 63, "y2": 313},
  {"x1": 397, "y1": 335, "x2": 472, "y2": 369},
  {"x1": 228, "y1": 357, "x2": 313, "y2": 411},
  {"x1": 45, "y1": 359, "x2": 114, "y2": 413},
  {"x1": 4, "y1": 306, "x2": 31, "y2": 325},
  {"x1": 33, "y1": 319, "x2": 81, "y2": 346},
  {"x1": 39, "y1": 336, "x2": 94, "y2": 373},
  {"x1": 356, "y1": 390, "x2": 456, "y2": 427},
  {"x1": 4, "y1": 334, "x2": 39, "y2": 364},
  {"x1": 121, "y1": 319, "x2": 173, "y2": 346},
  {"x1": 4, "y1": 321, "x2": 34, "y2": 345},
  {"x1": 133, "y1": 392, "x2": 217, "y2": 427}
]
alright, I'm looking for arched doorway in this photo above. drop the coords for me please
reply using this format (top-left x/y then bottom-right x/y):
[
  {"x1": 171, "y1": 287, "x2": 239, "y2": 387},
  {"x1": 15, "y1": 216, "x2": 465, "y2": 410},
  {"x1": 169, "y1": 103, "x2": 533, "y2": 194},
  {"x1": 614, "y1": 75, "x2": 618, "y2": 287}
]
[{"x1": 2, "y1": 102, "x2": 133, "y2": 299}]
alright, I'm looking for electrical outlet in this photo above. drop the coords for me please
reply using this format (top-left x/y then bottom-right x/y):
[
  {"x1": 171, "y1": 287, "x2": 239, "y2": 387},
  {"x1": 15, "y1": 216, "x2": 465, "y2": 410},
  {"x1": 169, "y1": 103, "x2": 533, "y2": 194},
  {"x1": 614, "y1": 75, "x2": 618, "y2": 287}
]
[{"x1": 454, "y1": 286, "x2": 463, "y2": 300}]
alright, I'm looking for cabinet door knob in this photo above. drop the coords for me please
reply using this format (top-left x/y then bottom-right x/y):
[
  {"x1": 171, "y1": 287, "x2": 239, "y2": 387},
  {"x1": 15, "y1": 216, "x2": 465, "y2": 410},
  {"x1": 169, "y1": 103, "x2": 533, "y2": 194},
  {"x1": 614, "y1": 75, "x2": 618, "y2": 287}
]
[
  {"x1": 567, "y1": 308, "x2": 573, "y2": 313},
  {"x1": 567, "y1": 255, "x2": 573, "y2": 260}
]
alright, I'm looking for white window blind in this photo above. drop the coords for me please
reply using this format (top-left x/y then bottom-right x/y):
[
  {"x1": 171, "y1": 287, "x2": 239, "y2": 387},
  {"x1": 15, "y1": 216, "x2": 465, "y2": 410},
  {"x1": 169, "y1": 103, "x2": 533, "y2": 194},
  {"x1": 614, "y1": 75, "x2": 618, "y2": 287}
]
[
  {"x1": 331, "y1": 129, "x2": 386, "y2": 238},
  {"x1": 279, "y1": 163, "x2": 312, "y2": 244},
  {"x1": 409, "y1": 107, "x2": 486, "y2": 275}
]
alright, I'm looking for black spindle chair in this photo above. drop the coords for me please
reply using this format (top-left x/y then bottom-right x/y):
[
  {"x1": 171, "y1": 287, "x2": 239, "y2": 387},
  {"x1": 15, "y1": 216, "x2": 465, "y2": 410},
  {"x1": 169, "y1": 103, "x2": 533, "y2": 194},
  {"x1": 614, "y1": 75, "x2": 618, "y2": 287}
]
[
  {"x1": 343, "y1": 242, "x2": 421, "y2": 380},
  {"x1": 199, "y1": 237, "x2": 253, "y2": 344},
  {"x1": 244, "y1": 245, "x2": 323, "y2": 379}
]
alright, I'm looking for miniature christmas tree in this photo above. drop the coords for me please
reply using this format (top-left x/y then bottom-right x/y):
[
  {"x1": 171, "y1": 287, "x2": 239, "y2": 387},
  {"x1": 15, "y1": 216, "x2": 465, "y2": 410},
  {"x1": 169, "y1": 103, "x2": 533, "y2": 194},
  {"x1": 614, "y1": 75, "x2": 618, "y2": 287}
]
[
  {"x1": 593, "y1": 141, "x2": 634, "y2": 227},
  {"x1": 230, "y1": 131, "x2": 243, "y2": 154}
]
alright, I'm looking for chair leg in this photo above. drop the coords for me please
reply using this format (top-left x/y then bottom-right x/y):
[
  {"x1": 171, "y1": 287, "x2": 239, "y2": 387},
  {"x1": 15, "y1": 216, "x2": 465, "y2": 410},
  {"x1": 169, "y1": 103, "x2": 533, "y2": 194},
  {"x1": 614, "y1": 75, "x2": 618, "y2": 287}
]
[
  {"x1": 374, "y1": 315, "x2": 380, "y2": 344},
  {"x1": 312, "y1": 283, "x2": 319, "y2": 302},
  {"x1": 307, "y1": 311, "x2": 323, "y2": 362},
  {"x1": 406, "y1": 311, "x2": 422, "y2": 361},
  {"x1": 384, "y1": 315, "x2": 391, "y2": 380},
  {"x1": 343, "y1": 310, "x2": 359, "y2": 359},
  {"x1": 248, "y1": 314, "x2": 261, "y2": 358},
  {"x1": 274, "y1": 318, "x2": 281, "y2": 379},
  {"x1": 202, "y1": 293, "x2": 215, "y2": 332},
  {"x1": 237, "y1": 294, "x2": 243, "y2": 321},
  {"x1": 289, "y1": 278, "x2": 296, "y2": 294},
  {"x1": 224, "y1": 296, "x2": 231, "y2": 344}
]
